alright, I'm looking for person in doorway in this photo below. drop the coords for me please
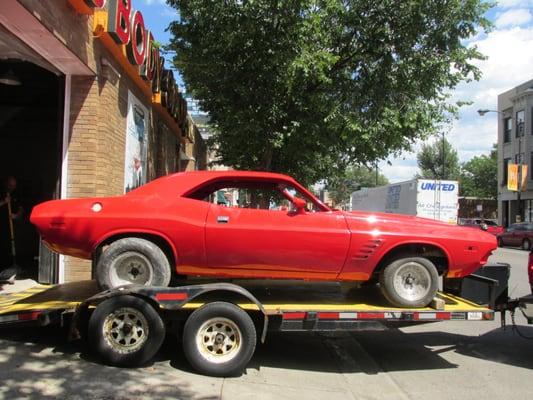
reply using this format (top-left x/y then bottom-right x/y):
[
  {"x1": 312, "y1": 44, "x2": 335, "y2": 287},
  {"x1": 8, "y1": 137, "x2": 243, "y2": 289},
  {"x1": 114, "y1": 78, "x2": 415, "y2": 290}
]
[{"x1": 0, "y1": 176, "x2": 23, "y2": 268}]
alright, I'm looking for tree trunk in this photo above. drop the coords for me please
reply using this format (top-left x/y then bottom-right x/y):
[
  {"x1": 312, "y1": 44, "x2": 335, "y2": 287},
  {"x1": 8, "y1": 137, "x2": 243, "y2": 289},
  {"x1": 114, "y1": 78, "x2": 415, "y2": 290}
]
[{"x1": 261, "y1": 145, "x2": 273, "y2": 171}]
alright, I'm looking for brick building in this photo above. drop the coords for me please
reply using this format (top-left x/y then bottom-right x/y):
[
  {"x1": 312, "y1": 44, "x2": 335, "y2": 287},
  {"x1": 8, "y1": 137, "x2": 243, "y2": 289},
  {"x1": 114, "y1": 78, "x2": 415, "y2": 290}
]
[{"x1": 0, "y1": 0, "x2": 206, "y2": 283}]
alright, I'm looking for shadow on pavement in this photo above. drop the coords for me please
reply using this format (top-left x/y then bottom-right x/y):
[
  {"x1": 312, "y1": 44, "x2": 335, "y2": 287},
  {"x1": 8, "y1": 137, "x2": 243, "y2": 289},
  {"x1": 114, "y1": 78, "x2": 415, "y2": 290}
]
[
  {"x1": 0, "y1": 327, "x2": 219, "y2": 400},
  {"x1": 2, "y1": 321, "x2": 532, "y2": 380}
]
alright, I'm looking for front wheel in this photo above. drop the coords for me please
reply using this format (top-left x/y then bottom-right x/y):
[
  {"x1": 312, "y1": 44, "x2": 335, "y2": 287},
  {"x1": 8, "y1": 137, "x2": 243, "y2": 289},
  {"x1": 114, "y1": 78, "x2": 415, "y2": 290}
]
[
  {"x1": 182, "y1": 302, "x2": 257, "y2": 377},
  {"x1": 88, "y1": 295, "x2": 166, "y2": 367},
  {"x1": 379, "y1": 257, "x2": 439, "y2": 308},
  {"x1": 523, "y1": 239, "x2": 531, "y2": 251}
]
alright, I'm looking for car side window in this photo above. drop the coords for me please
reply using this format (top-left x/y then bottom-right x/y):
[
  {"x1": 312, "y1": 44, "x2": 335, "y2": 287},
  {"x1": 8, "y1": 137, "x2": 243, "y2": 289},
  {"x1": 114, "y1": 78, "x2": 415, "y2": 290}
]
[
  {"x1": 211, "y1": 186, "x2": 289, "y2": 210},
  {"x1": 186, "y1": 180, "x2": 323, "y2": 212}
]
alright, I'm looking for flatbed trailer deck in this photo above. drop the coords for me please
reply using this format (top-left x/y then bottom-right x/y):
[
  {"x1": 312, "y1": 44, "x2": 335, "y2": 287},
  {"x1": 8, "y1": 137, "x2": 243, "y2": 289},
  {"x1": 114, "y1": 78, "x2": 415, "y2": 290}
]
[{"x1": 0, "y1": 280, "x2": 494, "y2": 328}]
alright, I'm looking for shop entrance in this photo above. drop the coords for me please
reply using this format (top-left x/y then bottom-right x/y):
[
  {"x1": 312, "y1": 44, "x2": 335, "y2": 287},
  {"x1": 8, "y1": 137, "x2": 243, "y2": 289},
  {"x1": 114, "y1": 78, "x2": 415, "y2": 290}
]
[{"x1": 0, "y1": 59, "x2": 63, "y2": 282}]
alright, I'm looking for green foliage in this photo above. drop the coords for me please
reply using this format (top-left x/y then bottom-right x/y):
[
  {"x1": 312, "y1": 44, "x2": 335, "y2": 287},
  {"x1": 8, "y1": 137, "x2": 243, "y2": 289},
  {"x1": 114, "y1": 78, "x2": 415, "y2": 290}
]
[
  {"x1": 167, "y1": 0, "x2": 492, "y2": 184},
  {"x1": 416, "y1": 137, "x2": 461, "y2": 180},
  {"x1": 460, "y1": 144, "x2": 497, "y2": 199},
  {"x1": 326, "y1": 165, "x2": 389, "y2": 206}
]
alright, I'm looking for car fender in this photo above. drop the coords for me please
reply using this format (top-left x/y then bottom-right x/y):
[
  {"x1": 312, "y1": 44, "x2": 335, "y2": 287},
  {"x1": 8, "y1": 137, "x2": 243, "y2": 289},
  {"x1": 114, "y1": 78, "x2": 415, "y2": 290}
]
[
  {"x1": 93, "y1": 228, "x2": 180, "y2": 265},
  {"x1": 376, "y1": 238, "x2": 453, "y2": 271}
]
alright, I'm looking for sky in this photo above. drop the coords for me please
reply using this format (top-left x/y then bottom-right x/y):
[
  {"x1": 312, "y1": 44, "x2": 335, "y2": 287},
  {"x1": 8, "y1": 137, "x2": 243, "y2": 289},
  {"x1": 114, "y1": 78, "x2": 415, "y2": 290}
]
[{"x1": 136, "y1": 0, "x2": 533, "y2": 182}]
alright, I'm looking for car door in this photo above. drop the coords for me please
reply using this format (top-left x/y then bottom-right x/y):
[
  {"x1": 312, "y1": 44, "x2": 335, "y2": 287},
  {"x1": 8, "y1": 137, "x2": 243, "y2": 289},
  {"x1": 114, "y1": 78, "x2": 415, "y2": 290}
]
[
  {"x1": 204, "y1": 190, "x2": 350, "y2": 278},
  {"x1": 509, "y1": 224, "x2": 523, "y2": 246}
]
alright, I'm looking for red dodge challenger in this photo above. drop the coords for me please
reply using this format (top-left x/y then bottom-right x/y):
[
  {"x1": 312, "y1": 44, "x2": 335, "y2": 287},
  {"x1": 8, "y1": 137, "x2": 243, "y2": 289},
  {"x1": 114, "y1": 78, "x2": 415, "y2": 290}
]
[{"x1": 30, "y1": 171, "x2": 497, "y2": 308}]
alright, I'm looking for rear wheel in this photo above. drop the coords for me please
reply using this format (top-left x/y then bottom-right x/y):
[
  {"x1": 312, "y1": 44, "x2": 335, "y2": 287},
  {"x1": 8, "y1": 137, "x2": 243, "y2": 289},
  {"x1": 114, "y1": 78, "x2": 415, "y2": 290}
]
[
  {"x1": 497, "y1": 237, "x2": 504, "y2": 247},
  {"x1": 88, "y1": 295, "x2": 165, "y2": 367},
  {"x1": 96, "y1": 238, "x2": 171, "y2": 290},
  {"x1": 379, "y1": 257, "x2": 439, "y2": 308},
  {"x1": 523, "y1": 239, "x2": 531, "y2": 251},
  {"x1": 182, "y1": 302, "x2": 257, "y2": 377}
]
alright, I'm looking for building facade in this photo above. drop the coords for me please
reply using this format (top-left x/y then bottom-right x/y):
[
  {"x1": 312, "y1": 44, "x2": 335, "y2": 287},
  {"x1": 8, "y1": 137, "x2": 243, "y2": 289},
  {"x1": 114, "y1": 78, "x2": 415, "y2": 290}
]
[
  {"x1": 498, "y1": 78, "x2": 533, "y2": 227},
  {"x1": 0, "y1": 0, "x2": 206, "y2": 283}
]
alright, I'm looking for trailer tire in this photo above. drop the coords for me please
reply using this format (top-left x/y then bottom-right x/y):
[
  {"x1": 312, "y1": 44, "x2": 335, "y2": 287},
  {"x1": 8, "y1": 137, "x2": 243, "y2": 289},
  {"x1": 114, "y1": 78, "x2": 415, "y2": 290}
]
[
  {"x1": 96, "y1": 238, "x2": 171, "y2": 290},
  {"x1": 88, "y1": 295, "x2": 165, "y2": 367},
  {"x1": 182, "y1": 302, "x2": 256, "y2": 377},
  {"x1": 380, "y1": 257, "x2": 438, "y2": 308}
]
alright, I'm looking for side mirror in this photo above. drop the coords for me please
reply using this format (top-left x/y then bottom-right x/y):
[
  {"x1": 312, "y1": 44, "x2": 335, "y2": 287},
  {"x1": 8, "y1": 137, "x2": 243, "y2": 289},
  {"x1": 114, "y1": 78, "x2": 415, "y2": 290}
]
[{"x1": 292, "y1": 197, "x2": 306, "y2": 213}]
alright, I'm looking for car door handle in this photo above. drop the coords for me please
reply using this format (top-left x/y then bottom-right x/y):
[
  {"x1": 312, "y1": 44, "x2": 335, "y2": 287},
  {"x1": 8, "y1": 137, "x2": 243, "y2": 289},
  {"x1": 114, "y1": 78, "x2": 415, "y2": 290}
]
[{"x1": 217, "y1": 216, "x2": 230, "y2": 224}]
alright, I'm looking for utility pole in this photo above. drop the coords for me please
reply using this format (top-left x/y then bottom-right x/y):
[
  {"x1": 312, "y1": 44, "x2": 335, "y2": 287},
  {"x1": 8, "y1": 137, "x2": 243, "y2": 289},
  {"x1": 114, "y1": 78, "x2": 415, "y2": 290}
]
[
  {"x1": 517, "y1": 121, "x2": 524, "y2": 222},
  {"x1": 441, "y1": 132, "x2": 445, "y2": 180}
]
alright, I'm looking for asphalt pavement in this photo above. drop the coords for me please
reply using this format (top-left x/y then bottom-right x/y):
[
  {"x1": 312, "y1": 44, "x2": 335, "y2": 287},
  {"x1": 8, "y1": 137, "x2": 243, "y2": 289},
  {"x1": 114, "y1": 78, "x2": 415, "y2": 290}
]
[{"x1": 0, "y1": 247, "x2": 531, "y2": 400}]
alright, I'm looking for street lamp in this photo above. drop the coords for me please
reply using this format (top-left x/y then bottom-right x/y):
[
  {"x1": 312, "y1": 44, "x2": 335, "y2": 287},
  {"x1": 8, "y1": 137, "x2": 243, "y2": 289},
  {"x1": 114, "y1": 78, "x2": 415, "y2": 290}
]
[{"x1": 477, "y1": 109, "x2": 501, "y2": 116}]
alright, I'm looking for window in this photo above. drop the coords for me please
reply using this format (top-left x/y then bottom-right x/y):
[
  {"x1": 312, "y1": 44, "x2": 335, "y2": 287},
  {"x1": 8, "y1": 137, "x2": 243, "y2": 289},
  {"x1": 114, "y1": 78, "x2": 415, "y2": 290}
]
[
  {"x1": 503, "y1": 117, "x2": 512, "y2": 143},
  {"x1": 186, "y1": 179, "x2": 324, "y2": 212},
  {"x1": 516, "y1": 110, "x2": 525, "y2": 137},
  {"x1": 503, "y1": 158, "x2": 510, "y2": 186}
]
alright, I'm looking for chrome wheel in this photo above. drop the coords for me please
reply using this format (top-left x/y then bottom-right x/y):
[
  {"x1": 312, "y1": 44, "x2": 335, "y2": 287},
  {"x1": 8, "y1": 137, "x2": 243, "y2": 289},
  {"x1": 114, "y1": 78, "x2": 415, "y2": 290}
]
[
  {"x1": 392, "y1": 261, "x2": 432, "y2": 302},
  {"x1": 102, "y1": 307, "x2": 149, "y2": 354},
  {"x1": 110, "y1": 252, "x2": 154, "y2": 286},
  {"x1": 196, "y1": 317, "x2": 242, "y2": 364}
]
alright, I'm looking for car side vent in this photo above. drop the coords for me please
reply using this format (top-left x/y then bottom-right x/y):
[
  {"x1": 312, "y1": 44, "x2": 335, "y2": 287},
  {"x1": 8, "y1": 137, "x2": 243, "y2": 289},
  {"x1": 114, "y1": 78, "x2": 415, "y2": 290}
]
[{"x1": 353, "y1": 239, "x2": 383, "y2": 260}]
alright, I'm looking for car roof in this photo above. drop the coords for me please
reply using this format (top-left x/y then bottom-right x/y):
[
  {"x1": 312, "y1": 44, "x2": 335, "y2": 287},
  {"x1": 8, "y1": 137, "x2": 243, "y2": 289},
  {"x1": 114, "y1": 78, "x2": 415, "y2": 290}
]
[{"x1": 128, "y1": 170, "x2": 300, "y2": 196}]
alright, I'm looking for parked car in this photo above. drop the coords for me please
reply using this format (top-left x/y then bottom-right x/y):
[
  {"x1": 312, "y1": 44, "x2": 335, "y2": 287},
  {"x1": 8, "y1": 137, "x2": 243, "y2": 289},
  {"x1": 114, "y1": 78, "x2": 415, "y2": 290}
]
[
  {"x1": 459, "y1": 218, "x2": 504, "y2": 236},
  {"x1": 30, "y1": 171, "x2": 497, "y2": 308},
  {"x1": 497, "y1": 223, "x2": 533, "y2": 250}
]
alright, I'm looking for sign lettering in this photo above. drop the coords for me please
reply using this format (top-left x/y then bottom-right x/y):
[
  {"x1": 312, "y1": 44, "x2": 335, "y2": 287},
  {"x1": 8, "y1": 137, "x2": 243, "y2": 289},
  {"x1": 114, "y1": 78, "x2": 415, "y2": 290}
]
[{"x1": 108, "y1": 0, "x2": 132, "y2": 45}]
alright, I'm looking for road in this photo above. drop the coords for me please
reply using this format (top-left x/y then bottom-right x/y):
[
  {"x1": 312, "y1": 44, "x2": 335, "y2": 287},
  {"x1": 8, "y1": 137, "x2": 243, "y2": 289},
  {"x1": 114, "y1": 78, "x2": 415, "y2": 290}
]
[{"x1": 0, "y1": 247, "x2": 531, "y2": 400}]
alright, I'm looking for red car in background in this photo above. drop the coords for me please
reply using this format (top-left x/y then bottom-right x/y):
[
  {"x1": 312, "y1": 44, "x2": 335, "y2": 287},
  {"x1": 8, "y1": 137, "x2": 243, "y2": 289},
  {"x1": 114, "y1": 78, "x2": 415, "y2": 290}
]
[
  {"x1": 30, "y1": 171, "x2": 496, "y2": 308},
  {"x1": 459, "y1": 218, "x2": 504, "y2": 236},
  {"x1": 497, "y1": 223, "x2": 533, "y2": 250}
]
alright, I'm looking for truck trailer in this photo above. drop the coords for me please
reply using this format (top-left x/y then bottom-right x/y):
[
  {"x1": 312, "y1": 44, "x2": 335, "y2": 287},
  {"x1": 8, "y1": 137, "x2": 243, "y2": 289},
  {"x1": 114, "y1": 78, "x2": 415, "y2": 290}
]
[{"x1": 350, "y1": 179, "x2": 459, "y2": 224}]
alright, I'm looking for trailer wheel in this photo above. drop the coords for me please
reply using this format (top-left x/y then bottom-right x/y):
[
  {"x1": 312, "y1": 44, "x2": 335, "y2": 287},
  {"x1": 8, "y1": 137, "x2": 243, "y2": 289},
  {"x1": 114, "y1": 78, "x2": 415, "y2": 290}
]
[
  {"x1": 88, "y1": 295, "x2": 165, "y2": 367},
  {"x1": 380, "y1": 257, "x2": 438, "y2": 308},
  {"x1": 96, "y1": 238, "x2": 171, "y2": 290},
  {"x1": 182, "y1": 302, "x2": 256, "y2": 377}
]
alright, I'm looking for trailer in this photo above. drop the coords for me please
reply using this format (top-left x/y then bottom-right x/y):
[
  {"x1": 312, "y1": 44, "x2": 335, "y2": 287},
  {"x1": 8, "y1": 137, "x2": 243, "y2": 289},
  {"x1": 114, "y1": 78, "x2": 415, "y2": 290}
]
[{"x1": 2, "y1": 271, "x2": 531, "y2": 377}]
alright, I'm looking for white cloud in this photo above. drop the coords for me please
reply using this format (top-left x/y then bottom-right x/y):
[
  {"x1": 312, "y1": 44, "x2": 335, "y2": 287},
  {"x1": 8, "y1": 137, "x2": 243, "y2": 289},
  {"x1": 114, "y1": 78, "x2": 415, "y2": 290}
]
[
  {"x1": 143, "y1": 0, "x2": 167, "y2": 5},
  {"x1": 383, "y1": 25, "x2": 533, "y2": 183},
  {"x1": 497, "y1": 0, "x2": 533, "y2": 8},
  {"x1": 495, "y1": 9, "x2": 533, "y2": 28}
]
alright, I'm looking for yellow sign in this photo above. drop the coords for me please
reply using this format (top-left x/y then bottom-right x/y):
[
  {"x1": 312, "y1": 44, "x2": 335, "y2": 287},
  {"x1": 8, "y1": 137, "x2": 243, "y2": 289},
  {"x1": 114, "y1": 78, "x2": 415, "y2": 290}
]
[{"x1": 508, "y1": 163, "x2": 518, "y2": 191}]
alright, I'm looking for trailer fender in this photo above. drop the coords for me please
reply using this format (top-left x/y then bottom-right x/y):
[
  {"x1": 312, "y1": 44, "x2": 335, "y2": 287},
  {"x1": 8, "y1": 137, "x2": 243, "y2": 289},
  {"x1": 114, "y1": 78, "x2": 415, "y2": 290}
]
[{"x1": 69, "y1": 282, "x2": 270, "y2": 343}]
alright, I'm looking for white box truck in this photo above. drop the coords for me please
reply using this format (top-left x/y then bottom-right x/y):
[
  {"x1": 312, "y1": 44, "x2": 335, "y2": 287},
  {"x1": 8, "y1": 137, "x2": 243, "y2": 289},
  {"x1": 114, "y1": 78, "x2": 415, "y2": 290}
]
[{"x1": 350, "y1": 179, "x2": 459, "y2": 224}]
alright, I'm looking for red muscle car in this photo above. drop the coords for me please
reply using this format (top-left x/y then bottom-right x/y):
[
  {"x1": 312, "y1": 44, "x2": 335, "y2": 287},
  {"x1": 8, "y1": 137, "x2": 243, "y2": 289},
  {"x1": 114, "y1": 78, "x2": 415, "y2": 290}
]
[{"x1": 30, "y1": 171, "x2": 497, "y2": 308}]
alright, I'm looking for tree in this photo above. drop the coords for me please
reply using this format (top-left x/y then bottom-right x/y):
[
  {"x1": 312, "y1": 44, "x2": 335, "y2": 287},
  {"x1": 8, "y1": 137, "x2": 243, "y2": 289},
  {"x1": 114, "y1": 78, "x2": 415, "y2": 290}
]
[
  {"x1": 168, "y1": 0, "x2": 491, "y2": 184},
  {"x1": 460, "y1": 144, "x2": 497, "y2": 199},
  {"x1": 327, "y1": 165, "x2": 389, "y2": 206},
  {"x1": 416, "y1": 137, "x2": 460, "y2": 180}
]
